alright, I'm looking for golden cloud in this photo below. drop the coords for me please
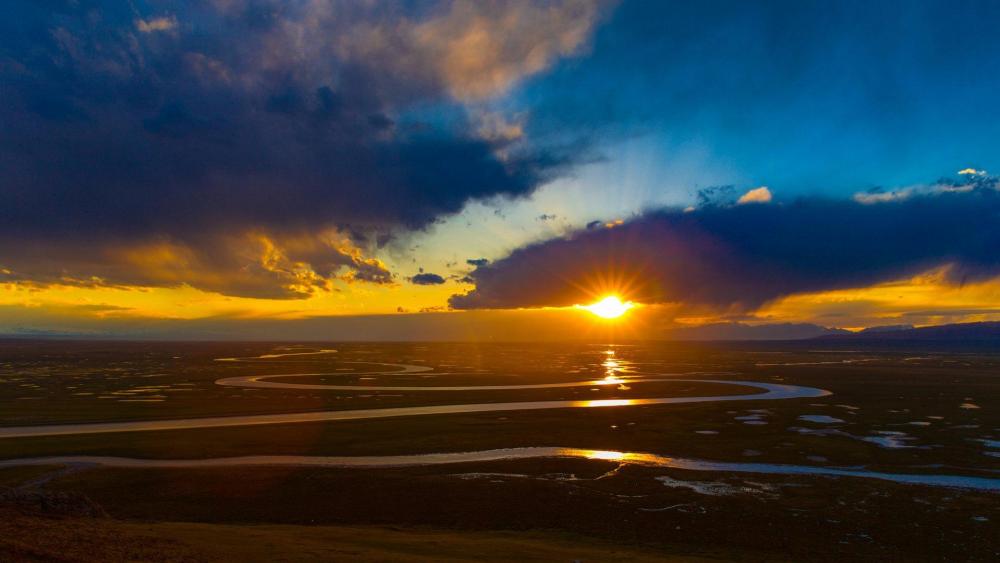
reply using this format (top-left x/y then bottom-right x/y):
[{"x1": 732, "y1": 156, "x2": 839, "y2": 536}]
[
  {"x1": 736, "y1": 186, "x2": 772, "y2": 204},
  {"x1": 0, "y1": 230, "x2": 394, "y2": 300}
]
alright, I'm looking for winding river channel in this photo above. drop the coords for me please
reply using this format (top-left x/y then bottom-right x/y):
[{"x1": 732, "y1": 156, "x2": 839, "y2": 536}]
[
  {"x1": 0, "y1": 349, "x2": 829, "y2": 438},
  {"x1": 2, "y1": 349, "x2": 997, "y2": 491}
]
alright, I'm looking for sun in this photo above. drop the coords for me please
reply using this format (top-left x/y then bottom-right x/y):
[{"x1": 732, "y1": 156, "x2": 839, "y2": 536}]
[{"x1": 579, "y1": 296, "x2": 634, "y2": 319}]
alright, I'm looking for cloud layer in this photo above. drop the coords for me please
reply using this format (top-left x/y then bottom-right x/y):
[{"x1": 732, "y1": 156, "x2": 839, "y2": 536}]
[
  {"x1": 451, "y1": 181, "x2": 1000, "y2": 311},
  {"x1": 0, "y1": 0, "x2": 604, "y2": 298}
]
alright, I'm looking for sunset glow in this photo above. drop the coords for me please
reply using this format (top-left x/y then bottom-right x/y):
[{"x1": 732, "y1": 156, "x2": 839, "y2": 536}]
[
  {"x1": 3, "y1": 3, "x2": 1000, "y2": 559},
  {"x1": 1, "y1": 1, "x2": 999, "y2": 339},
  {"x1": 579, "y1": 296, "x2": 634, "y2": 319}
]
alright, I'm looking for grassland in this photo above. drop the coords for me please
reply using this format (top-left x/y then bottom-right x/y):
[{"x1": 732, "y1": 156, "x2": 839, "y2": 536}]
[{"x1": 0, "y1": 340, "x2": 997, "y2": 561}]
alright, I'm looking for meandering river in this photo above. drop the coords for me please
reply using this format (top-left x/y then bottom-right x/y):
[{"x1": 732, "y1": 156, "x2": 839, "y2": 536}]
[{"x1": 1, "y1": 350, "x2": 996, "y2": 491}]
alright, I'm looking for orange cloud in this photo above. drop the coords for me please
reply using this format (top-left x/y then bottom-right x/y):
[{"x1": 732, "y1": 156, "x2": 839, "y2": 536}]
[
  {"x1": 736, "y1": 186, "x2": 772, "y2": 204},
  {"x1": 757, "y1": 266, "x2": 1000, "y2": 329},
  {"x1": 0, "y1": 230, "x2": 393, "y2": 300}
]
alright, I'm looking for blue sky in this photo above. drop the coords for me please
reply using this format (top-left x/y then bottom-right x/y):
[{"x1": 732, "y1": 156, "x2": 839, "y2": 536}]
[
  {"x1": 419, "y1": 0, "x2": 1000, "y2": 279},
  {"x1": 516, "y1": 0, "x2": 1000, "y2": 196}
]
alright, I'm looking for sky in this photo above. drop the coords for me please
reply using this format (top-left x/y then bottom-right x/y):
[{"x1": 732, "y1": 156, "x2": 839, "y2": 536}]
[{"x1": 2, "y1": 0, "x2": 1000, "y2": 340}]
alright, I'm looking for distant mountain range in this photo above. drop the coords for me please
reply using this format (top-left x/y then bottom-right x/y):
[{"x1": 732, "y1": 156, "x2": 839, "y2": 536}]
[
  {"x1": 813, "y1": 321, "x2": 1000, "y2": 342},
  {"x1": 4, "y1": 317, "x2": 999, "y2": 343},
  {"x1": 663, "y1": 321, "x2": 1000, "y2": 341},
  {"x1": 662, "y1": 322, "x2": 849, "y2": 341},
  {"x1": 856, "y1": 324, "x2": 914, "y2": 334}
]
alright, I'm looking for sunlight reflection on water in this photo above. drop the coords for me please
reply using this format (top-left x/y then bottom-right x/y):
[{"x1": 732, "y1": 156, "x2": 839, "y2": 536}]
[
  {"x1": 574, "y1": 399, "x2": 636, "y2": 407},
  {"x1": 4, "y1": 447, "x2": 997, "y2": 491}
]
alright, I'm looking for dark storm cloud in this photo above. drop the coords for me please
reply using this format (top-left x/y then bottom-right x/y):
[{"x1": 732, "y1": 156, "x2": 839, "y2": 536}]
[
  {"x1": 0, "y1": 1, "x2": 597, "y2": 298},
  {"x1": 410, "y1": 272, "x2": 446, "y2": 286},
  {"x1": 1, "y1": 2, "x2": 560, "y2": 234},
  {"x1": 450, "y1": 183, "x2": 1000, "y2": 310}
]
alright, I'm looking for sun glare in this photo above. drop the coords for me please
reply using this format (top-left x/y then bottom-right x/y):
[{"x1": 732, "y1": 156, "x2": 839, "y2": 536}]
[{"x1": 579, "y1": 296, "x2": 634, "y2": 319}]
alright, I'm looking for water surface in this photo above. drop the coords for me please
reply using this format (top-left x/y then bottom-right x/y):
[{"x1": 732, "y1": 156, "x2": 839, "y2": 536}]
[
  {"x1": 0, "y1": 378, "x2": 829, "y2": 439},
  {"x1": 3, "y1": 447, "x2": 996, "y2": 491}
]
